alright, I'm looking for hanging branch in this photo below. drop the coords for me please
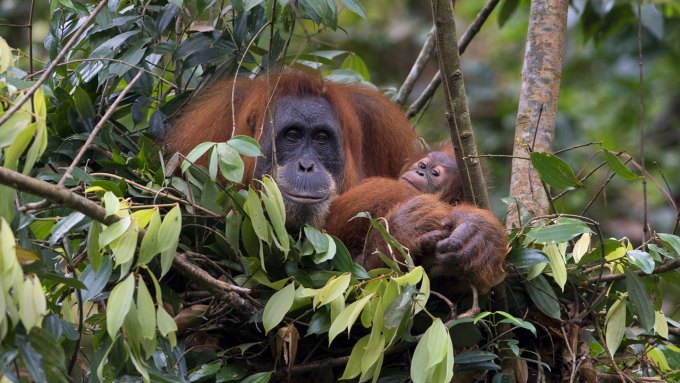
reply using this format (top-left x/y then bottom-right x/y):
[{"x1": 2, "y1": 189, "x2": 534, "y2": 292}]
[
  {"x1": 431, "y1": 0, "x2": 489, "y2": 209},
  {"x1": 407, "y1": 0, "x2": 500, "y2": 119},
  {"x1": 506, "y1": 0, "x2": 569, "y2": 226}
]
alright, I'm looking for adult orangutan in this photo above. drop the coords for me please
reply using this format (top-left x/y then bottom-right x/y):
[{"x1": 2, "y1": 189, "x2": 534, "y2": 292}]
[{"x1": 164, "y1": 70, "x2": 507, "y2": 294}]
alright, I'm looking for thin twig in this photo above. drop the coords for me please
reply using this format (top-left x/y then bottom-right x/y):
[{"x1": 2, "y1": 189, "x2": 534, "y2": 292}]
[
  {"x1": 587, "y1": 258, "x2": 680, "y2": 283},
  {"x1": 58, "y1": 70, "x2": 145, "y2": 187},
  {"x1": 89, "y1": 172, "x2": 221, "y2": 217},
  {"x1": 395, "y1": 25, "x2": 436, "y2": 106},
  {"x1": 26, "y1": 58, "x2": 177, "y2": 89},
  {"x1": 0, "y1": 0, "x2": 109, "y2": 127},
  {"x1": 636, "y1": 0, "x2": 648, "y2": 245},
  {"x1": 406, "y1": 0, "x2": 501, "y2": 119}
]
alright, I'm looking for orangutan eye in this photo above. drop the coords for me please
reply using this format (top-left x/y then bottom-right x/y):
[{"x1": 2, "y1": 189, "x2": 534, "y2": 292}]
[
  {"x1": 285, "y1": 128, "x2": 301, "y2": 141},
  {"x1": 418, "y1": 162, "x2": 426, "y2": 169},
  {"x1": 431, "y1": 169, "x2": 440, "y2": 177}
]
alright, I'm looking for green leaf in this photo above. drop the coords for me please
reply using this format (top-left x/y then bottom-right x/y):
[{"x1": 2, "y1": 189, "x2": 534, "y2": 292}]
[
  {"x1": 244, "y1": 188, "x2": 269, "y2": 244},
  {"x1": 496, "y1": 311, "x2": 537, "y2": 336},
  {"x1": 157, "y1": 305, "x2": 178, "y2": 347},
  {"x1": 217, "y1": 143, "x2": 245, "y2": 183},
  {"x1": 188, "y1": 362, "x2": 222, "y2": 382},
  {"x1": 507, "y1": 248, "x2": 548, "y2": 269},
  {"x1": 313, "y1": 273, "x2": 351, "y2": 309},
  {"x1": 158, "y1": 205, "x2": 182, "y2": 253},
  {"x1": 498, "y1": 0, "x2": 519, "y2": 27},
  {"x1": 526, "y1": 218, "x2": 593, "y2": 244},
  {"x1": 113, "y1": 223, "x2": 138, "y2": 268},
  {"x1": 299, "y1": 0, "x2": 337, "y2": 29},
  {"x1": 240, "y1": 371, "x2": 272, "y2": 383},
  {"x1": 181, "y1": 142, "x2": 214, "y2": 172},
  {"x1": 49, "y1": 211, "x2": 85, "y2": 246},
  {"x1": 227, "y1": 135, "x2": 263, "y2": 157},
  {"x1": 136, "y1": 280, "x2": 156, "y2": 340},
  {"x1": 341, "y1": 0, "x2": 366, "y2": 18},
  {"x1": 0, "y1": 36, "x2": 12, "y2": 72},
  {"x1": 529, "y1": 152, "x2": 582, "y2": 190},
  {"x1": 572, "y1": 232, "x2": 591, "y2": 264},
  {"x1": 79, "y1": 257, "x2": 112, "y2": 302},
  {"x1": 544, "y1": 244, "x2": 567, "y2": 291},
  {"x1": 602, "y1": 149, "x2": 639, "y2": 180},
  {"x1": 260, "y1": 176, "x2": 289, "y2": 256},
  {"x1": 99, "y1": 216, "x2": 131, "y2": 249},
  {"x1": 328, "y1": 293, "x2": 373, "y2": 344},
  {"x1": 304, "y1": 225, "x2": 329, "y2": 253},
  {"x1": 263, "y1": 283, "x2": 295, "y2": 333},
  {"x1": 341, "y1": 53, "x2": 370, "y2": 82},
  {"x1": 107, "y1": 273, "x2": 135, "y2": 339},
  {"x1": 138, "y1": 209, "x2": 161, "y2": 265},
  {"x1": 657, "y1": 233, "x2": 680, "y2": 258},
  {"x1": 654, "y1": 310, "x2": 668, "y2": 339},
  {"x1": 87, "y1": 221, "x2": 103, "y2": 270},
  {"x1": 455, "y1": 350, "x2": 498, "y2": 364},
  {"x1": 340, "y1": 334, "x2": 369, "y2": 379},
  {"x1": 624, "y1": 268, "x2": 654, "y2": 331},
  {"x1": 525, "y1": 275, "x2": 561, "y2": 320},
  {"x1": 411, "y1": 319, "x2": 453, "y2": 383},
  {"x1": 605, "y1": 298, "x2": 626, "y2": 355},
  {"x1": 392, "y1": 266, "x2": 424, "y2": 286},
  {"x1": 626, "y1": 250, "x2": 654, "y2": 274}
]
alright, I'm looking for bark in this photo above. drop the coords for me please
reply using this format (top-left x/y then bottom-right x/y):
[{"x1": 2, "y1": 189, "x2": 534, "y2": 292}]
[
  {"x1": 507, "y1": 0, "x2": 569, "y2": 227},
  {"x1": 431, "y1": 0, "x2": 489, "y2": 209}
]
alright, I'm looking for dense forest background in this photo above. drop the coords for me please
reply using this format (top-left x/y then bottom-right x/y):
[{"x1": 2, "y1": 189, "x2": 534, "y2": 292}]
[{"x1": 1, "y1": 0, "x2": 679, "y2": 382}]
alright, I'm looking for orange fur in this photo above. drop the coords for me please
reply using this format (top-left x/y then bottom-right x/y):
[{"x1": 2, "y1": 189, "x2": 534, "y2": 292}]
[{"x1": 164, "y1": 71, "x2": 419, "y2": 189}]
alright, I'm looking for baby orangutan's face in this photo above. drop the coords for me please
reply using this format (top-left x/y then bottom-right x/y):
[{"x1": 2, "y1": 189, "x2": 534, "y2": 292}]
[{"x1": 399, "y1": 151, "x2": 457, "y2": 194}]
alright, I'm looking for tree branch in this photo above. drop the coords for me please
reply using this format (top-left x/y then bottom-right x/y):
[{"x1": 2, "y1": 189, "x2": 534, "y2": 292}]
[
  {"x1": 0, "y1": 0, "x2": 109, "y2": 127},
  {"x1": 431, "y1": 0, "x2": 490, "y2": 208},
  {"x1": 407, "y1": 0, "x2": 500, "y2": 119},
  {"x1": 0, "y1": 165, "x2": 257, "y2": 315},
  {"x1": 58, "y1": 69, "x2": 145, "y2": 187},
  {"x1": 506, "y1": 0, "x2": 569, "y2": 226},
  {"x1": 395, "y1": 26, "x2": 437, "y2": 106}
]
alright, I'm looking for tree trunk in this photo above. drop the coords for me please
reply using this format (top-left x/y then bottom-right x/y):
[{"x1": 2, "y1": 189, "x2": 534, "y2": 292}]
[
  {"x1": 507, "y1": 0, "x2": 569, "y2": 227},
  {"x1": 431, "y1": 0, "x2": 490, "y2": 209}
]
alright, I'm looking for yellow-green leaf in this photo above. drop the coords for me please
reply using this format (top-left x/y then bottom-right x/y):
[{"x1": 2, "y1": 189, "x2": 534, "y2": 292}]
[
  {"x1": 313, "y1": 273, "x2": 351, "y2": 309},
  {"x1": 545, "y1": 243, "x2": 567, "y2": 291},
  {"x1": 392, "y1": 266, "x2": 424, "y2": 286},
  {"x1": 572, "y1": 232, "x2": 591, "y2": 264},
  {"x1": 137, "y1": 279, "x2": 156, "y2": 340},
  {"x1": 99, "y1": 216, "x2": 131, "y2": 249},
  {"x1": 113, "y1": 223, "x2": 138, "y2": 268},
  {"x1": 0, "y1": 36, "x2": 12, "y2": 72},
  {"x1": 263, "y1": 283, "x2": 295, "y2": 334},
  {"x1": 605, "y1": 298, "x2": 626, "y2": 355},
  {"x1": 654, "y1": 310, "x2": 668, "y2": 339},
  {"x1": 339, "y1": 334, "x2": 370, "y2": 380},
  {"x1": 138, "y1": 209, "x2": 161, "y2": 265},
  {"x1": 328, "y1": 293, "x2": 374, "y2": 344},
  {"x1": 158, "y1": 205, "x2": 182, "y2": 253},
  {"x1": 107, "y1": 273, "x2": 136, "y2": 339},
  {"x1": 244, "y1": 189, "x2": 269, "y2": 244}
]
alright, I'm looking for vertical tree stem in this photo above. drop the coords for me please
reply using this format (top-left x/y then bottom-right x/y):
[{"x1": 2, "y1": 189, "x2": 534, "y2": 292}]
[
  {"x1": 431, "y1": 0, "x2": 489, "y2": 209},
  {"x1": 506, "y1": 0, "x2": 569, "y2": 226}
]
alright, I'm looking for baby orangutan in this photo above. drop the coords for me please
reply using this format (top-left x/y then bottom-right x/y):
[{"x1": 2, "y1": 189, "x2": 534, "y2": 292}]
[
  {"x1": 325, "y1": 149, "x2": 507, "y2": 295},
  {"x1": 398, "y1": 150, "x2": 463, "y2": 205}
]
